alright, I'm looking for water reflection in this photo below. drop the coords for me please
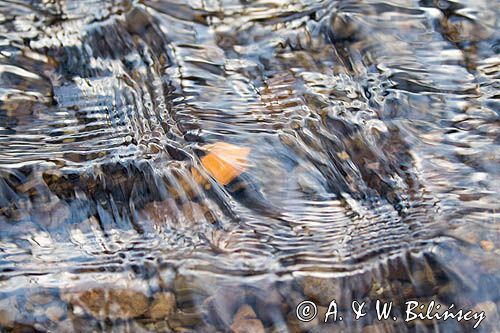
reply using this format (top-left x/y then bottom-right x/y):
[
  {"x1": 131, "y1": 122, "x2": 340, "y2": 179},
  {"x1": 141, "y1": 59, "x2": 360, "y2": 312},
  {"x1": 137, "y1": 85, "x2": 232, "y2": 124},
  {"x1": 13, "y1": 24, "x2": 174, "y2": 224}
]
[{"x1": 0, "y1": 0, "x2": 498, "y2": 331}]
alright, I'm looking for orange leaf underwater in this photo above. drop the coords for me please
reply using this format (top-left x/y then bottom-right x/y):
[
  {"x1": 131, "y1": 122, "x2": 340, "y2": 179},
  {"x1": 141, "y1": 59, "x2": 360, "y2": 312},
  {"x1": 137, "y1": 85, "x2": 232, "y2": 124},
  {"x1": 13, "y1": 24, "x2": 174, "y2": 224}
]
[{"x1": 192, "y1": 142, "x2": 251, "y2": 186}]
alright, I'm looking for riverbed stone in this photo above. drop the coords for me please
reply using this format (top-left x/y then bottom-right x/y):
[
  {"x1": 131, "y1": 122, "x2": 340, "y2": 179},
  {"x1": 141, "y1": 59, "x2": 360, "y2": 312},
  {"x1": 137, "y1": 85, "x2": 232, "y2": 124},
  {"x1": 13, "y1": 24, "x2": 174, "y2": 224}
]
[
  {"x1": 389, "y1": 280, "x2": 417, "y2": 307},
  {"x1": 480, "y1": 240, "x2": 494, "y2": 252},
  {"x1": 287, "y1": 305, "x2": 345, "y2": 333},
  {"x1": 386, "y1": 256, "x2": 411, "y2": 281},
  {"x1": 0, "y1": 296, "x2": 18, "y2": 328},
  {"x1": 253, "y1": 286, "x2": 288, "y2": 324},
  {"x1": 45, "y1": 304, "x2": 65, "y2": 322},
  {"x1": 63, "y1": 287, "x2": 149, "y2": 320},
  {"x1": 411, "y1": 268, "x2": 437, "y2": 297},
  {"x1": 230, "y1": 304, "x2": 265, "y2": 333},
  {"x1": 348, "y1": 272, "x2": 373, "y2": 298},
  {"x1": 299, "y1": 276, "x2": 343, "y2": 306},
  {"x1": 362, "y1": 322, "x2": 397, "y2": 333},
  {"x1": 167, "y1": 309, "x2": 205, "y2": 329},
  {"x1": 148, "y1": 292, "x2": 177, "y2": 319},
  {"x1": 203, "y1": 287, "x2": 246, "y2": 326},
  {"x1": 27, "y1": 292, "x2": 54, "y2": 305},
  {"x1": 445, "y1": 225, "x2": 480, "y2": 245}
]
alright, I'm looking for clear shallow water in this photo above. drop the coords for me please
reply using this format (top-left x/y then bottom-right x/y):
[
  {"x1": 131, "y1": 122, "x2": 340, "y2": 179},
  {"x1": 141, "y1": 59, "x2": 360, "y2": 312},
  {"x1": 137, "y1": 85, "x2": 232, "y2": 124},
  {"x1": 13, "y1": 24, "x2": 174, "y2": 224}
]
[{"x1": 0, "y1": 0, "x2": 499, "y2": 332}]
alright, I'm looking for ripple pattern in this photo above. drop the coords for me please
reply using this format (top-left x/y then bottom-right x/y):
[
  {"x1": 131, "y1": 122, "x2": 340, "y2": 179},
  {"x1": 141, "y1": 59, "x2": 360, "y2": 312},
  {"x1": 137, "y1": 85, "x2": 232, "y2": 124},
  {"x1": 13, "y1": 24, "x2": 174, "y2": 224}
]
[{"x1": 0, "y1": 0, "x2": 499, "y2": 331}]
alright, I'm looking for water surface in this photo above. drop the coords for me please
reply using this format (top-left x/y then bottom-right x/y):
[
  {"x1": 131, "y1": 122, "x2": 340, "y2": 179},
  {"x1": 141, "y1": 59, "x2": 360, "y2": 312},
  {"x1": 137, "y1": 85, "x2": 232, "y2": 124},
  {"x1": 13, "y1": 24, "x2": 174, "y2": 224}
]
[{"x1": 0, "y1": 0, "x2": 499, "y2": 332}]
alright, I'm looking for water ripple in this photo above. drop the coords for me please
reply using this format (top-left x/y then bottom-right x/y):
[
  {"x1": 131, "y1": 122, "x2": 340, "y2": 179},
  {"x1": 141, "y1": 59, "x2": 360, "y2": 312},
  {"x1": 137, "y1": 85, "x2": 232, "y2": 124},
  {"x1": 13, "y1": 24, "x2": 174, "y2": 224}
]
[{"x1": 0, "y1": 0, "x2": 499, "y2": 331}]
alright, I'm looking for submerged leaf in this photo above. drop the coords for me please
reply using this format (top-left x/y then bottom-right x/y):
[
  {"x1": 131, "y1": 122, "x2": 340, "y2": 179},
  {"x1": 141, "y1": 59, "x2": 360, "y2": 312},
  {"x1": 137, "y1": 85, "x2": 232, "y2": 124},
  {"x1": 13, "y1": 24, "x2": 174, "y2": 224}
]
[{"x1": 192, "y1": 142, "x2": 251, "y2": 186}]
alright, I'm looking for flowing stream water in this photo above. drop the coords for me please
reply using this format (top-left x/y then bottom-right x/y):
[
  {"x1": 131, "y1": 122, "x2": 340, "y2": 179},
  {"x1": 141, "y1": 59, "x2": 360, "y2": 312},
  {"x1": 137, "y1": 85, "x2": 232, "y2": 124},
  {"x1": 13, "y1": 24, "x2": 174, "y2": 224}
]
[{"x1": 0, "y1": 0, "x2": 499, "y2": 332}]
